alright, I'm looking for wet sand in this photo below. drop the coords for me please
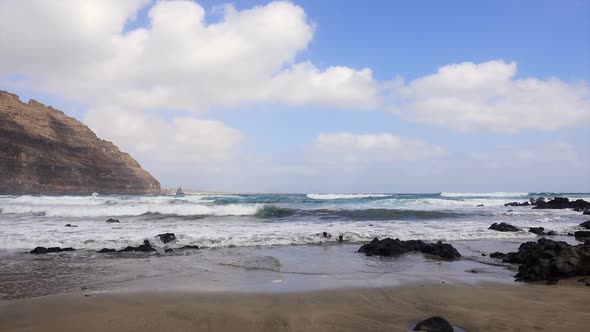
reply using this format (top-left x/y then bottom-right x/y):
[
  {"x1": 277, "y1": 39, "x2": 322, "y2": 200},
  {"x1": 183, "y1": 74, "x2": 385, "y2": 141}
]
[{"x1": 1, "y1": 282, "x2": 589, "y2": 332}]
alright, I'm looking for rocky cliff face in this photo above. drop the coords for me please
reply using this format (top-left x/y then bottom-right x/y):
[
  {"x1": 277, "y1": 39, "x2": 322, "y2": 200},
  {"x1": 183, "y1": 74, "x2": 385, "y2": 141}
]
[{"x1": 0, "y1": 90, "x2": 161, "y2": 195}]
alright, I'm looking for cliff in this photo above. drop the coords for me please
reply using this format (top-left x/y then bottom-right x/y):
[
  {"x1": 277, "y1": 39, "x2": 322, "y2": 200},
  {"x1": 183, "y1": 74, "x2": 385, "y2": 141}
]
[{"x1": 0, "y1": 90, "x2": 161, "y2": 195}]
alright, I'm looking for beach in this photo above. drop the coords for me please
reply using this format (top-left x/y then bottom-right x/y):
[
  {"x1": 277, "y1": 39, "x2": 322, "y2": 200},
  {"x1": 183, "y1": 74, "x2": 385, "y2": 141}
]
[
  {"x1": 1, "y1": 192, "x2": 589, "y2": 331},
  {"x1": 2, "y1": 282, "x2": 589, "y2": 332}
]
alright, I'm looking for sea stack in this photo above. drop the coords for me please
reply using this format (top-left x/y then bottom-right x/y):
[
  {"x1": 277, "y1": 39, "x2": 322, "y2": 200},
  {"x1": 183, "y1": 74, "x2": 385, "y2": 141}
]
[
  {"x1": 0, "y1": 90, "x2": 160, "y2": 195},
  {"x1": 176, "y1": 187, "x2": 185, "y2": 197}
]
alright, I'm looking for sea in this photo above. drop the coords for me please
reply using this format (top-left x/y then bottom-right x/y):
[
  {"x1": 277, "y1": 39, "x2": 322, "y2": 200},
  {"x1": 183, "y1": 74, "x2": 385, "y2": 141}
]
[{"x1": 0, "y1": 192, "x2": 588, "y2": 299}]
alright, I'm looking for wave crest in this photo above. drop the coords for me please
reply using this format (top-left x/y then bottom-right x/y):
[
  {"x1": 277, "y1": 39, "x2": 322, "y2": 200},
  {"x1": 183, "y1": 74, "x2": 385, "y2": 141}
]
[{"x1": 306, "y1": 194, "x2": 391, "y2": 200}]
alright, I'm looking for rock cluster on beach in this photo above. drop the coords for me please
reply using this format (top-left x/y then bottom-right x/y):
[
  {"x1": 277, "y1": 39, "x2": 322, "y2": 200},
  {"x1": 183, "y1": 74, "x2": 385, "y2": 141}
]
[
  {"x1": 0, "y1": 90, "x2": 160, "y2": 195},
  {"x1": 491, "y1": 238, "x2": 590, "y2": 283},
  {"x1": 358, "y1": 238, "x2": 461, "y2": 260},
  {"x1": 30, "y1": 229, "x2": 202, "y2": 254}
]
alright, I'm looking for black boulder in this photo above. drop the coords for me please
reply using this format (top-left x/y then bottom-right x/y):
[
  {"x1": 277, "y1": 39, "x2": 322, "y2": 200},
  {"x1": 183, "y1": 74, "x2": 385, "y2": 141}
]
[
  {"x1": 489, "y1": 222, "x2": 521, "y2": 232},
  {"x1": 157, "y1": 233, "x2": 176, "y2": 244},
  {"x1": 413, "y1": 316, "x2": 454, "y2": 332}
]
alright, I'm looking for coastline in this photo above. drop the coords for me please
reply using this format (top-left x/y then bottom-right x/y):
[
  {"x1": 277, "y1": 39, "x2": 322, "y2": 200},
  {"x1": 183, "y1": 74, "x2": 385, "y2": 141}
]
[{"x1": 1, "y1": 282, "x2": 589, "y2": 332}]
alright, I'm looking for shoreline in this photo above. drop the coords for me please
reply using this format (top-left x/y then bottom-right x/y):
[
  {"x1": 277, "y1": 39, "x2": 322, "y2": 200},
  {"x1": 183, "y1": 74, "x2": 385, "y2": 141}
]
[{"x1": 1, "y1": 282, "x2": 589, "y2": 332}]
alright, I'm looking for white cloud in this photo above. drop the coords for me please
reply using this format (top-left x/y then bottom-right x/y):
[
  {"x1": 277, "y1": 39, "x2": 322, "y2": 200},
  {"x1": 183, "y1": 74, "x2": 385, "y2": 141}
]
[
  {"x1": 85, "y1": 108, "x2": 243, "y2": 164},
  {"x1": 389, "y1": 60, "x2": 590, "y2": 133},
  {"x1": 310, "y1": 132, "x2": 445, "y2": 164},
  {"x1": 0, "y1": 0, "x2": 378, "y2": 112}
]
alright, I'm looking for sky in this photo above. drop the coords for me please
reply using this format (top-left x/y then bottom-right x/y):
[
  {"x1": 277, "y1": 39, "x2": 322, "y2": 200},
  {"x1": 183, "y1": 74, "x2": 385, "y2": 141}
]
[{"x1": 0, "y1": 0, "x2": 589, "y2": 193}]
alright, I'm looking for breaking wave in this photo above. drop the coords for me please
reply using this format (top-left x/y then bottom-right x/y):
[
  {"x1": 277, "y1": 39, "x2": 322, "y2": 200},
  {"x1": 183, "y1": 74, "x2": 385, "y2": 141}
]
[
  {"x1": 440, "y1": 192, "x2": 529, "y2": 198},
  {"x1": 306, "y1": 193, "x2": 392, "y2": 200}
]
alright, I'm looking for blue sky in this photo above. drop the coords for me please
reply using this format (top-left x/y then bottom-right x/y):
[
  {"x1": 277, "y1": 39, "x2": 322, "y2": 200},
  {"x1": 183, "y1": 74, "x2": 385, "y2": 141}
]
[{"x1": 1, "y1": 1, "x2": 589, "y2": 192}]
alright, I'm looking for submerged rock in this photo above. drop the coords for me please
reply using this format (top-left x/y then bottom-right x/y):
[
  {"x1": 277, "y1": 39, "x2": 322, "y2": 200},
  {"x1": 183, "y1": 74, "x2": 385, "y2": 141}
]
[
  {"x1": 413, "y1": 316, "x2": 454, "y2": 332},
  {"x1": 575, "y1": 231, "x2": 590, "y2": 239},
  {"x1": 491, "y1": 238, "x2": 590, "y2": 282},
  {"x1": 358, "y1": 238, "x2": 461, "y2": 260},
  {"x1": 30, "y1": 247, "x2": 75, "y2": 254},
  {"x1": 119, "y1": 239, "x2": 156, "y2": 252},
  {"x1": 580, "y1": 221, "x2": 590, "y2": 230},
  {"x1": 106, "y1": 218, "x2": 120, "y2": 223},
  {"x1": 489, "y1": 222, "x2": 521, "y2": 232},
  {"x1": 179, "y1": 245, "x2": 200, "y2": 250},
  {"x1": 65, "y1": 224, "x2": 77, "y2": 227},
  {"x1": 164, "y1": 248, "x2": 174, "y2": 253},
  {"x1": 157, "y1": 233, "x2": 176, "y2": 244},
  {"x1": 529, "y1": 227, "x2": 545, "y2": 235},
  {"x1": 528, "y1": 227, "x2": 556, "y2": 236},
  {"x1": 97, "y1": 248, "x2": 116, "y2": 253},
  {"x1": 504, "y1": 201, "x2": 529, "y2": 207}
]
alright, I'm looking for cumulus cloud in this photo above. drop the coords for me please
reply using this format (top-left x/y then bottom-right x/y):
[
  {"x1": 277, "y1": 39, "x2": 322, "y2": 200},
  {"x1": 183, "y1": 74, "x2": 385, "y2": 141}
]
[
  {"x1": 85, "y1": 108, "x2": 243, "y2": 164},
  {"x1": 389, "y1": 60, "x2": 590, "y2": 132},
  {"x1": 0, "y1": 0, "x2": 379, "y2": 111},
  {"x1": 309, "y1": 132, "x2": 445, "y2": 164}
]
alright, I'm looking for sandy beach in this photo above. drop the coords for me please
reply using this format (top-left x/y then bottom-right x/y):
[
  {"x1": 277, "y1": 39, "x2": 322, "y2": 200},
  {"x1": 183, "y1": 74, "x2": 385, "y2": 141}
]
[{"x1": 1, "y1": 282, "x2": 589, "y2": 332}]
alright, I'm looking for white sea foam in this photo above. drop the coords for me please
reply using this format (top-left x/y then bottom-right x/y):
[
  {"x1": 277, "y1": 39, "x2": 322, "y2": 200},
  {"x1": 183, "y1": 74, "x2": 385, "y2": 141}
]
[
  {"x1": 1, "y1": 216, "x2": 563, "y2": 250},
  {"x1": 440, "y1": 192, "x2": 529, "y2": 198},
  {"x1": 306, "y1": 194, "x2": 391, "y2": 200},
  {"x1": 0, "y1": 201, "x2": 261, "y2": 217},
  {"x1": 0, "y1": 194, "x2": 587, "y2": 250}
]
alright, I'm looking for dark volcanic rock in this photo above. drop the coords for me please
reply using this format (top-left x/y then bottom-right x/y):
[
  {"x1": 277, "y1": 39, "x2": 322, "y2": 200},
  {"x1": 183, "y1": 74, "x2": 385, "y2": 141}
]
[
  {"x1": 575, "y1": 231, "x2": 590, "y2": 239},
  {"x1": 119, "y1": 239, "x2": 156, "y2": 252},
  {"x1": 105, "y1": 218, "x2": 120, "y2": 223},
  {"x1": 97, "y1": 248, "x2": 116, "y2": 253},
  {"x1": 30, "y1": 247, "x2": 48, "y2": 254},
  {"x1": 412, "y1": 316, "x2": 454, "y2": 332},
  {"x1": 30, "y1": 246, "x2": 75, "y2": 254},
  {"x1": 358, "y1": 238, "x2": 461, "y2": 260},
  {"x1": 65, "y1": 223, "x2": 77, "y2": 227},
  {"x1": 164, "y1": 248, "x2": 174, "y2": 253},
  {"x1": 491, "y1": 238, "x2": 590, "y2": 282},
  {"x1": 179, "y1": 245, "x2": 199, "y2": 250},
  {"x1": 504, "y1": 201, "x2": 529, "y2": 207},
  {"x1": 0, "y1": 90, "x2": 161, "y2": 195},
  {"x1": 157, "y1": 233, "x2": 176, "y2": 244},
  {"x1": 489, "y1": 222, "x2": 521, "y2": 232},
  {"x1": 528, "y1": 227, "x2": 556, "y2": 236},
  {"x1": 532, "y1": 197, "x2": 590, "y2": 210},
  {"x1": 580, "y1": 221, "x2": 590, "y2": 230},
  {"x1": 490, "y1": 252, "x2": 506, "y2": 259}
]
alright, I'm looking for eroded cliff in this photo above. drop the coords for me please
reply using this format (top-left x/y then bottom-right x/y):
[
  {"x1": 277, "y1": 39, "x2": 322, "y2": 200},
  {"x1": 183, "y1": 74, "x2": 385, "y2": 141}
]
[{"x1": 0, "y1": 91, "x2": 160, "y2": 195}]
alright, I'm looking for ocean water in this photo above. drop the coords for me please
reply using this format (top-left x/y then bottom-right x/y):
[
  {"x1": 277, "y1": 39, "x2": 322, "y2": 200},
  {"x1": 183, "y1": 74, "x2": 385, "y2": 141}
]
[
  {"x1": 0, "y1": 192, "x2": 588, "y2": 251},
  {"x1": 1, "y1": 192, "x2": 589, "y2": 299}
]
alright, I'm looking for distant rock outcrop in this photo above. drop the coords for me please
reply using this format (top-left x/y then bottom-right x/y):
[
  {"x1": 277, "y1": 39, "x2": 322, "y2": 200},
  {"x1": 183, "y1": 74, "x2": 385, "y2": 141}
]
[{"x1": 0, "y1": 91, "x2": 160, "y2": 195}]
